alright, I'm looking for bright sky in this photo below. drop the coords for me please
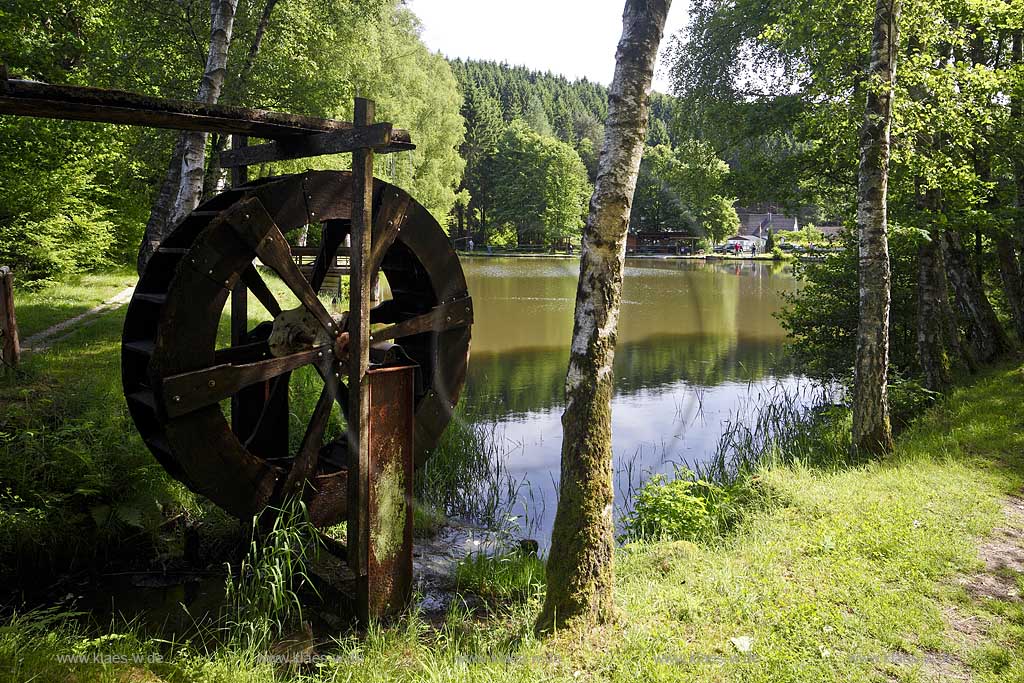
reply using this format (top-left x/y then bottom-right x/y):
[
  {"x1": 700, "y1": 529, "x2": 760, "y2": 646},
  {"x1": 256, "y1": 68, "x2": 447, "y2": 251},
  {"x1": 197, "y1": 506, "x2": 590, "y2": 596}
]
[{"x1": 405, "y1": 0, "x2": 691, "y2": 94}]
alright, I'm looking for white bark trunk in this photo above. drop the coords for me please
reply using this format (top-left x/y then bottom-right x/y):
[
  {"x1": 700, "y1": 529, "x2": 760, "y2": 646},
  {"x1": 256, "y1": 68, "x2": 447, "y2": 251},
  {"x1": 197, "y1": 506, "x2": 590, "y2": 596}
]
[
  {"x1": 169, "y1": 0, "x2": 239, "y2": 227},
  {"x1": 138, "y1": 0, "x2": 238, "y2": 272},
  {"x1": 853, "y1": 0, "x2": 900, "y2": 454},
  {"x1": 537, "y1": 0, "x2": 672, "y2": 633}
]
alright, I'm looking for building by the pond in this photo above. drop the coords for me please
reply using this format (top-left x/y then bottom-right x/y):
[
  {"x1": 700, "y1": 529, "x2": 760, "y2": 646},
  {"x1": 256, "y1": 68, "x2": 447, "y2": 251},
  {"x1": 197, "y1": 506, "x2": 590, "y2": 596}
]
[{"x1": 626, "y1": 231, "x2": 701, "y2": 254}]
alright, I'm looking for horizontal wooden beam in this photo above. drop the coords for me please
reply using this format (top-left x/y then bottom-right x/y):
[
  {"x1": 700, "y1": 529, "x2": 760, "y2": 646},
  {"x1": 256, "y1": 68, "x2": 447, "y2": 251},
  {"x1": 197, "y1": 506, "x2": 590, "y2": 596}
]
[
  {"x1": 0, "y1": 77, "x2": 414, "y2": 145},
  {"x1": 219, "y1": 122, "x2": 411, "y2": 168}
]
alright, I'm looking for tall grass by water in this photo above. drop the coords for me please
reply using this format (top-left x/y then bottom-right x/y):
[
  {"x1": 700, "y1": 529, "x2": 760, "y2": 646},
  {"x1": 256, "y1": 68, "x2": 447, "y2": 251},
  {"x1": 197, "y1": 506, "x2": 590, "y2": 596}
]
[{"x1": 414, "y1": 408, "x2": 527, "y2": 535}]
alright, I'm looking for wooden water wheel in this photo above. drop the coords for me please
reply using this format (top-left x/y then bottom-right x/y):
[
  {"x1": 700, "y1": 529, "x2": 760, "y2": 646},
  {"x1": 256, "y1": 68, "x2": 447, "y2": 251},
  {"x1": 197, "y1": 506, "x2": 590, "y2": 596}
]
[{"x1": 121, "y1": 170, "x2": 472, "y2": 527}]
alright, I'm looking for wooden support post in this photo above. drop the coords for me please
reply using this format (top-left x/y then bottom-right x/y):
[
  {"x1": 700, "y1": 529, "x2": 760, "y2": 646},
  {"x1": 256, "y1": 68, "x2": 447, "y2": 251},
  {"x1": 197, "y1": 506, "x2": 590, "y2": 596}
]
[
  {"x1": 0, "y1": 266, "x2": 20, "y2": 368},
  {"x1": 348, "y1": 98, "x2": 375, "y2": 621},
  {"x1": 230, "y1": 135, "x2": 249, "y2": 435}
]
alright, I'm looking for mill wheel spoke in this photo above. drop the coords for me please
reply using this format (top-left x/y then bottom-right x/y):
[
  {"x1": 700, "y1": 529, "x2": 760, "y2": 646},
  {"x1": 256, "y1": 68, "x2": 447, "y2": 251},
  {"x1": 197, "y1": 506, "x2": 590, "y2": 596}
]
[
  {"x1": 240, "y1": 264, "x2": 282, "y2": 317},
  {"x1": 367, "y1": 190, "x2": 411, "y2": 275},
  {"x1": 226, "y1": 197, "x2": 340, "y2": 339},
  {"x1": 370, "y1": 297, "x2": 473, "y2": 344},
  {"x1": 282, "y1": 382, "x2": 334, "y2": 494},
  {"x1": 161, "y1": 346, "x2": 328, "y2": 418},
  {"x1": 308, "y1": 219, "x2": 349, "y2": 294},
  {"x1": 215, "y1": 339, "x2": 271, "y2": 365}
]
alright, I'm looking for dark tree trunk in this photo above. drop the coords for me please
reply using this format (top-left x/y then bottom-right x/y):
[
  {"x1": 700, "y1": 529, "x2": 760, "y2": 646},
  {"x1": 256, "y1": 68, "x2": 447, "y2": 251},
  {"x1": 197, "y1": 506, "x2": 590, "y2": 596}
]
[
  {"x1": 1002, "y1": 31, "x2": 1024, "y2": 340},
  {"x1": 942, "y1": 230, "x2": 1010, "y2": 362},
  {"x1": 138, "y1": 135, "x2": 185, "y2": 273},
  {"x1": 917, "y1": 231, "x2": 953, "y2": 391},
  {"x1": 853, "y1": 0, "x2": 901, "y2": 455},
  {"x1": 996, "y1": 238, "x2": 1024, "y2": 341},
  {"x1": 537, "y1": 0, "x2": 671, "y2": 634}
]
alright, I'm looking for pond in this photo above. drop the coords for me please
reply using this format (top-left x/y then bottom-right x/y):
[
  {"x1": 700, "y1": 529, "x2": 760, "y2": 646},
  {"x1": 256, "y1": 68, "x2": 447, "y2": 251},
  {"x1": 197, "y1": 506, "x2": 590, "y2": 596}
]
[{"x1": 455, "y1": 255, "x2": 800, "y2": 547}]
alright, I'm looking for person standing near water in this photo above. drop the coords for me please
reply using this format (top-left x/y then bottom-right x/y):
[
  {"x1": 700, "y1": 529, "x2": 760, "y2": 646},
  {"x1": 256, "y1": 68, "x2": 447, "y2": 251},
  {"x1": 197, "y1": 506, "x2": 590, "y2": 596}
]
[{"x1": 468, "y1": 237, "x2": 475, "y2": 252}]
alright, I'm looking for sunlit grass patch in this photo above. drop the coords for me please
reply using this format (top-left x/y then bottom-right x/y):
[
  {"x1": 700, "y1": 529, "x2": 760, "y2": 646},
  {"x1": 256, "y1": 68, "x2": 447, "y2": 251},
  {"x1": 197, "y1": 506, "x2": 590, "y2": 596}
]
[{"x1": 455, "y1": 551, "x2": 545, "y2": 607}]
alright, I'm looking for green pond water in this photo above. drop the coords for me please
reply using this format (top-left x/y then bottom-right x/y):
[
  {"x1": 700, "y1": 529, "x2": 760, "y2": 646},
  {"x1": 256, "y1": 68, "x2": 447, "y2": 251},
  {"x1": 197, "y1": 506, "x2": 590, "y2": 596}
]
[{"x1": 456, "y1": 256, "x2": 802, "y2": 544}]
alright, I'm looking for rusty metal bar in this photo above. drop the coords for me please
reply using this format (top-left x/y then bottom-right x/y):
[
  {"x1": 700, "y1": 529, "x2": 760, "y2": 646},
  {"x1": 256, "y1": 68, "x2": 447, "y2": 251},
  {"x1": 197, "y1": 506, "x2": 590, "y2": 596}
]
[{"x1": 365, "y1": 365, "x2": 415, "y2": 617}]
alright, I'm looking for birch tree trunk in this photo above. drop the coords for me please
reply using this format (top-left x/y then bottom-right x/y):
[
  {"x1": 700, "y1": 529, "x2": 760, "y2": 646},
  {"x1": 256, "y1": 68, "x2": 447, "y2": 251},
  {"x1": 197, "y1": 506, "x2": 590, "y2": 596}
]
[
  {"x1": 202, "y1": 0, "x2": 281, "y2": 196},
  {"x1": 536, "y1": 0, "x2": 671, "y2": 634},
  {"x1": 137, "y1": 0, "x2": 239, "y2": 273},
  {"x1": 853, "y1": 0, "x2": 900, "y2": 455}
]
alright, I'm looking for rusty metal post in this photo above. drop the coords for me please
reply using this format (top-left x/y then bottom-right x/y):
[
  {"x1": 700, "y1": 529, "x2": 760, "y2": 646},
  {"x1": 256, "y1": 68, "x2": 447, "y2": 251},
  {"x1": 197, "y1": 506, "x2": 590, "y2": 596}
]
[
  {"x1": 0, "y1": 266, "x2": 20, "y2": 368},
  {"x1": 365, "y1": 365, "x2": 415, "y2": 616},
  {"x1": 348, "y1": 98, "x2": 375, "y2": 620},
  {"x1": 230, "y1": 135, "x2": 249, "y2": 434}
]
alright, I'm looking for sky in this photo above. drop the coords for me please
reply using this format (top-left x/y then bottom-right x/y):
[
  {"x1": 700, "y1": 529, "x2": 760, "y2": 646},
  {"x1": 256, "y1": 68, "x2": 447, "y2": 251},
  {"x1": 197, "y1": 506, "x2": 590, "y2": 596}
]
[{"x1": 405, "y1": 0, "x2": 690, "y2": 94}]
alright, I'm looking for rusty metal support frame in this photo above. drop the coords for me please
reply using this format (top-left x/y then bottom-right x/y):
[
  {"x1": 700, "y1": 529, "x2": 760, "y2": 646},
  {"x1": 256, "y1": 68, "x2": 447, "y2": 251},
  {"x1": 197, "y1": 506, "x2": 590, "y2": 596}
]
[
  {"x1": 0, "y1": 266, "x2": 21, "y2": 369},
  {"x1": 344, "y1": 98, "x2": 415, "y2": 620}
]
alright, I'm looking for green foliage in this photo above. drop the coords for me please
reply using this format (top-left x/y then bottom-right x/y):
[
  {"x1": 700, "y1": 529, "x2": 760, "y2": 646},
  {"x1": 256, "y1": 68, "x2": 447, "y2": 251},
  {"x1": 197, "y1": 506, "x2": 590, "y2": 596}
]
[
  {"x1": 0, "y1": 0, "x2": 465, "y2": 279},
  {"x1": 783, "y1": 223, "x2": 826, "y2": 245},
  {"x1": 778, "y1": 229, "x2": 920, "y2": 380},
  {"x1": 623, "y1": 465, "x2": 756, "y2": 544},
  {"x1": 623, "y1": 472, "x2": 713, "y2": 542},
  {"x1": 489, "y1": 121, "x2": 590, "y2": 246},
  {"x1": 631, "y1": 142, "x2": 739, "y2": 241},
  {"x1": 455, "y1": 551, "x2": 546, "y2": 606},
  {"x1": 887, "y1": 373, "x2": 940, "y2": 429}
]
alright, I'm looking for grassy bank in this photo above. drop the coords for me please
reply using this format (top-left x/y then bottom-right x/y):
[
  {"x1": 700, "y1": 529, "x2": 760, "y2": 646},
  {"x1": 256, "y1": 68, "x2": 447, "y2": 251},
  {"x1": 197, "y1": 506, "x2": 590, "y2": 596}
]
[{"x1": 2, "y1": 275, "x2": 1024, "y2": 681}]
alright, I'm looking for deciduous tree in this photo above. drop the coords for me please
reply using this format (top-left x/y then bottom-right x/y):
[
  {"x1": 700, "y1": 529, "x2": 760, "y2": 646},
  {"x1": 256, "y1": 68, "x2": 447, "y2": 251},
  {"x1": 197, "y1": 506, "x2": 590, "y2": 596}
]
[{"x1": 537, "y1": 0, "x2": 672, "y2": 634}]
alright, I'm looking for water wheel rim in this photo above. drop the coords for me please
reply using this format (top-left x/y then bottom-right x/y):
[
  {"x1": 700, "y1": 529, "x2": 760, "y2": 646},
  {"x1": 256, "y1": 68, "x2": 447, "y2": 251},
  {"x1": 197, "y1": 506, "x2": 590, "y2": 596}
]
[{"x1": 121, "y1": 171, "x2": 471, "y2": 524}]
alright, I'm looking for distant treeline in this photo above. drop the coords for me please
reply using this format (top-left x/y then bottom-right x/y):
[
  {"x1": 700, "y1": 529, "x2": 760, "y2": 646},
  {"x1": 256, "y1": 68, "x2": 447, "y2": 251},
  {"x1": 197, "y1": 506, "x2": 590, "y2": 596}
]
[{"x1": 449, "y1": 59, "x2": 740, "y2": 248}]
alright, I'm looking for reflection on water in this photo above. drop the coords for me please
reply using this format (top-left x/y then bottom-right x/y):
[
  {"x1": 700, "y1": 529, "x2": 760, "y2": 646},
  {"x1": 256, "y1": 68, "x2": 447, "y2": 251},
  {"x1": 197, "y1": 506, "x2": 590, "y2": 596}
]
[{"x1": 457, "y1": 256, "x2": 799, "y2": 546}]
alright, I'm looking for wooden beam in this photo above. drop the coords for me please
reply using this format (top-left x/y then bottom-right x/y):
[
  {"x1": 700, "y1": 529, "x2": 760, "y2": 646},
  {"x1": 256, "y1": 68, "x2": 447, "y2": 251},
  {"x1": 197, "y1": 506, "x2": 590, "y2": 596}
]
[
  {"x1": 230, "y1": 135, "x2": 249, "y2": 437},
  {"x1": 161, "y1": 346, "x2": 328, "y2": 418},
  {"x1": 369, "y1": 297, "x2": 473, "y2": 344},
  {"x1": 0, "y1": 78, "x2": 414, "y2": 144},
  {"x1": 219, "y1": 123, "x2": 412, "y2": 168},
  {"x1": 0, "y1": 266, "x2": 21, "y2": 368},
  {"x1": 348, "y1": 97, "x2": 375, "y2": 617}
]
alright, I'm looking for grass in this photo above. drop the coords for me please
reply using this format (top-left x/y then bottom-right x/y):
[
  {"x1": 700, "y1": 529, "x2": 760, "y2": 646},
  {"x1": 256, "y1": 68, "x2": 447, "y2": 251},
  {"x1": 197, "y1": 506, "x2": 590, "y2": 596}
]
[
  {"x1": 3, "y1": 272, "x2": 1024, "y2": 681},
  {"x1": 8, "y1": 269, "x2": 138, "y2": 340},
  {"x1": 455, "y1": 551, "x2": 545, "y2": 607},
  {"x1": 2, "y1": 361, "x2": 1022, "y2": 681}
]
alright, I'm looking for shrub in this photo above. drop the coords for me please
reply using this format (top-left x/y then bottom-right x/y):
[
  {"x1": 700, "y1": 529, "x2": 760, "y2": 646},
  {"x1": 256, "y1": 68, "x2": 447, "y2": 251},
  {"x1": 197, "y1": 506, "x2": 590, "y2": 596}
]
[{"x1": 622, "y1": 467, "x2": 752, "y2": 543}]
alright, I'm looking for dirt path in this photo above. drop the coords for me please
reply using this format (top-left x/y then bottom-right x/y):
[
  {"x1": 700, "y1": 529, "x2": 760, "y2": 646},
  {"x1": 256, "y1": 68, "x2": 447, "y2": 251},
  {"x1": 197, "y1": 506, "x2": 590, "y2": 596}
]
[
  {"x1": 926, "y1": 496, "x2": 1024, "y2": 681},
  {"x1": 21, "y1": 285, "x2": 135, "y2": 353}
]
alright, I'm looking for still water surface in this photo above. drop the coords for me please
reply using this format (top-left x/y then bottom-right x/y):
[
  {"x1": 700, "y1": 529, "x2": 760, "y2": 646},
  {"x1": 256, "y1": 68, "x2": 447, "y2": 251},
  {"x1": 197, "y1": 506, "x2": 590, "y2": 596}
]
[{"x1": 457, "y1": 256, "x2": 799, "y2": 545}]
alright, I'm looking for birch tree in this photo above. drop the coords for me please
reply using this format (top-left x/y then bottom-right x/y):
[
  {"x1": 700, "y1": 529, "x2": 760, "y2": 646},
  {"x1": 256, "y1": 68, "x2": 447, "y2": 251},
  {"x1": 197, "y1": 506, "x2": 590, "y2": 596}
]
[
  {"x1": 537, "y1": 0, "x2": 672, "y2": 633},
  {"x1": 138, "y1": 0, "x2": 239, "y2": 272},
  {"x1": 853, "y1": 0, "x2": 900, "y2": 455}
]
